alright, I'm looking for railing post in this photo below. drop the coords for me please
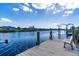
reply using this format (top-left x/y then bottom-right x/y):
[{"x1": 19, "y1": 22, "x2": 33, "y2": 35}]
[
  {"x1": 66, "y1": 25, "x2": 68, "y2": 38},
  {"x1": 72, "y1": 26, "x2": 75, "y2": 41},
  {"x1": 49, "y1": 30, "x2": 53, "y2": 40},
  {"x1": 36, "y1": 32, "x2": 40, "y2": 45},
  {"x1": 58, "y1": 26, "x2": 61, "y2": 39}
]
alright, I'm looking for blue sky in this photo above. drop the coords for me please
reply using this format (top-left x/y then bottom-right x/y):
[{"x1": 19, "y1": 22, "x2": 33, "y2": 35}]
[{"x1": 0, "y1": 3, "x2": 79, "y2": 28}]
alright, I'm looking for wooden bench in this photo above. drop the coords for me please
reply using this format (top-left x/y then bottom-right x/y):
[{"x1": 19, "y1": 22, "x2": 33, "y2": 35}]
[
  {"x1": 64, "y1": 36, "x2": 79, "y2": 51},
  {"x1": 63, "y1": 36, "x2": 74, "y2": 50}
]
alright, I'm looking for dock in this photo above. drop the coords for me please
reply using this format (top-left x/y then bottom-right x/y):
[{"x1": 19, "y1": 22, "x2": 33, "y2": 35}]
[{"x1": 17, "y1": 40, "x2": 79, "y2": 56}]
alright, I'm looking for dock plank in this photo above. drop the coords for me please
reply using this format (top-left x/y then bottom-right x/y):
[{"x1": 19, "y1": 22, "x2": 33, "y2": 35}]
[{"x1": 17, "y1": 40, "x2": 79, "y2": 56}]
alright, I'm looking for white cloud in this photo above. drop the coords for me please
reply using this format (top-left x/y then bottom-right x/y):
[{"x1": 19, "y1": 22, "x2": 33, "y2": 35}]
[
  {"x1": 46, "y1": 4, "x2": 55, "y2": 11},
  {"x1": 22, "y1": 6, "x2": 29, "y2": 11},
  {"x1": 31, "y1": 1, "x2": 79, "y2": 16},
  {"x1": 31, "y1": 1, "x2": 79, "y2": 10},
  {"x1": 57, "y1": 0, "x2": 79, "y2": 9},
  {"x1": 21, "y1": 6, "x2": 33, "y2": 12},
  {"x1": 65, "y1": 10, "x2": 73, "y2": 14},
  {"x1": 29, "y1": 9, "x2": 33, "y2": 12},
  {"x1": 0, "y1": 18, "x2": 12, "y2": 22},
  {"x1": 51, "y1": 5, "x2": 55, "y2": 10},
  {"x1": 63, "y1": 10, "x2": 74, "y2": 16},
  {"x1": 32, "y1": 3, "x2": 52, "y2": 9},
  {"x1": 11, "y1": 1, "x2": 79, "y2": 16},
  {"x1": 12, "y1": 8, "x2": 20, "y2": 11},
  {"x1": 51, "y1": 0, "x2": 79, "y2": 16},
  {"x1": 52, "y1": 7, "x2": 61, "y2": 14},
  {"x1": 53, "y1": 11, "x2": 57, "y2": 14},
  {"x1": 24, "y1": 3, "x2": 30, "y2": 6}
]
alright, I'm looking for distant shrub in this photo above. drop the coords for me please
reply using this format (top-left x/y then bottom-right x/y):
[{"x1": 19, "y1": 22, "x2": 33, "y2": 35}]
[{"x1": 74, "y1": 28, "x2": 79, "y2": 44}]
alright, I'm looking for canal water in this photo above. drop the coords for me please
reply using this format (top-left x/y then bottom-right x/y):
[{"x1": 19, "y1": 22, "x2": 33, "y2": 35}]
[{"x1": 0, "y1": 30, "x2": 66, "y2": 56}]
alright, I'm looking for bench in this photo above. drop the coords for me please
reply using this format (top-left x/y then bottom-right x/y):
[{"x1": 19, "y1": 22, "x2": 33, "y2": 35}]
[{"x1": 63, "y1": 36, "x2": 74, "y2": 50}]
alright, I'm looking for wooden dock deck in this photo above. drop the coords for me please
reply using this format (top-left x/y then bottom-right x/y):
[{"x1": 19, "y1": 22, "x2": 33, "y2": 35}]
[{"x1": 17, "y1": 40, "x2": 79, "y2": 56}]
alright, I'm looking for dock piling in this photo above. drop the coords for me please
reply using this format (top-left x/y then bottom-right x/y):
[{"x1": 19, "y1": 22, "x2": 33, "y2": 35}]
[
  {"x1": 36, "y1": 32, "x2": 40, "y2": 45},
  {"x1": 49, "y1": 30, "x2": 53, "y2": 40},
  {"x1": 5, "y1": 39, "x2": 8, "y2": 44}
]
